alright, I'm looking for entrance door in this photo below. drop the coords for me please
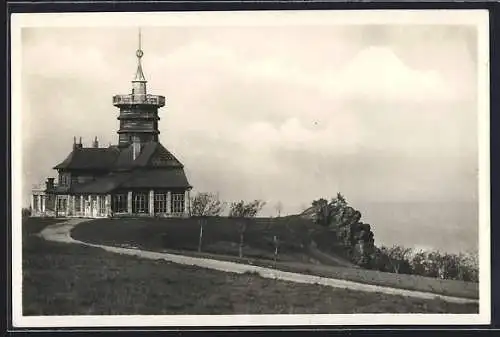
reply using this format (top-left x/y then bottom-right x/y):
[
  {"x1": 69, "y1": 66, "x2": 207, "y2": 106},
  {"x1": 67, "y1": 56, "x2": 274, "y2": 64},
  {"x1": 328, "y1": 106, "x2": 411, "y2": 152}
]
[{"x1": 92, "y1": 200, "x2": 98, "y2": 217}]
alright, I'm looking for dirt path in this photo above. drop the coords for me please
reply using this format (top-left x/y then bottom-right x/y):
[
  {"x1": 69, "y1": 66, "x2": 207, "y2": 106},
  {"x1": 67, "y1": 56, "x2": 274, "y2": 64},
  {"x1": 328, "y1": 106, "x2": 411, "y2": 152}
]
[{"x1": 39, "y1": 219, "x2": 478, "y2": 305}]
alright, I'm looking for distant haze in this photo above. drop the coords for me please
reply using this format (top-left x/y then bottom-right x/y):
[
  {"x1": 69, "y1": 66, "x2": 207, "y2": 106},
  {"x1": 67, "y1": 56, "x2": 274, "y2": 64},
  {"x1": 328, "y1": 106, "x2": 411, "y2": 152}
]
[{"x1": 21, "y1": 24, "x2": 479, "y2": 253}]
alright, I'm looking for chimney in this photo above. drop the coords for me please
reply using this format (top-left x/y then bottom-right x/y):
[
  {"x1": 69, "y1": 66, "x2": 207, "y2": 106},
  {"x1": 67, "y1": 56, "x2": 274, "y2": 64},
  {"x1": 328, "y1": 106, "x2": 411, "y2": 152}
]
[
  {"x1": 132, "y1": 136, "x2": 141, "y2": 160},
  {"x1": 45, "y1": 178, "x2": 55, "y2": 191},
  {"x1": 74, "y1": 136, "x2": 83, "y2": 149},
  {"x1": 92, "y1": 136, "x2": 99, "y2": 148}
]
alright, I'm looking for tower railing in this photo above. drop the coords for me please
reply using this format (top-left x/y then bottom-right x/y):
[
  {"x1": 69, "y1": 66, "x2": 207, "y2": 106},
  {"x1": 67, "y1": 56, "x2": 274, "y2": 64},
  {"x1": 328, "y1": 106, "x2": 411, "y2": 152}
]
[{"x1": 113, "y1": 94, "x2": 165, "y2": 107}]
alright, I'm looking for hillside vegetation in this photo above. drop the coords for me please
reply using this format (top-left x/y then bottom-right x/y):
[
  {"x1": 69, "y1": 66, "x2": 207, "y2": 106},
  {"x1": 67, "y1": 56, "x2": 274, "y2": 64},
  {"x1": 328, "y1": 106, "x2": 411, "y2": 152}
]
[
  {"x1": 71, "y1": 216, "x2": 479, "y2": 299},
  {"x1": 23, "y1": 217, "x2": 478, "y2": 314}
]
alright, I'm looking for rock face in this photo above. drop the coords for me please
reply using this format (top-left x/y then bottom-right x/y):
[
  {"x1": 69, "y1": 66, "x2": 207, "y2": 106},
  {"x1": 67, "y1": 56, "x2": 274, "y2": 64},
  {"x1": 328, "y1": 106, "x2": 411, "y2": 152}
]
[{"x1": 301, "y1": 204, "x2": 376, "y2": 268}]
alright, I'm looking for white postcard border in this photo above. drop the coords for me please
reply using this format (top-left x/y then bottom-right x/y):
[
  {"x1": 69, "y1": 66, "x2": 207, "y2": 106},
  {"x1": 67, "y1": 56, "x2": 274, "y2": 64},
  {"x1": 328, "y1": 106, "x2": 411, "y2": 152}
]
[{"x1": 10, "y1": 9, "x2": 491, "y2": 327}]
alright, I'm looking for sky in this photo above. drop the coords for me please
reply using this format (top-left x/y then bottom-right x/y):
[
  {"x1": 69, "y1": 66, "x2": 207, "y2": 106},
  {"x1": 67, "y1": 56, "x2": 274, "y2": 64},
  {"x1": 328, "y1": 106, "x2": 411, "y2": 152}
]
[{"x1": 20, "y1": 23, "x2": 482, "y2": 253}]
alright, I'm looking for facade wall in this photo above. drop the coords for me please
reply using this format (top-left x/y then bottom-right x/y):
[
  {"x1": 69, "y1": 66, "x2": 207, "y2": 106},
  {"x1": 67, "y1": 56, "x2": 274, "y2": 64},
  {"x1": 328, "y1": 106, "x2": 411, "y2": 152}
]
[{"x1": 31, "y1": 189, "x2": 191, "y2": 219}]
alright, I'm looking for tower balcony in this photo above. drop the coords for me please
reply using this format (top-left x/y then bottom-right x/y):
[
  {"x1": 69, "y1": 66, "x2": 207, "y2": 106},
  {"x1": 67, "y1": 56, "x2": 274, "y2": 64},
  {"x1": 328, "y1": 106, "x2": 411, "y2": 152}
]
[{"x1": 113, "y1": 94, "x2": 166, "y2": 107}]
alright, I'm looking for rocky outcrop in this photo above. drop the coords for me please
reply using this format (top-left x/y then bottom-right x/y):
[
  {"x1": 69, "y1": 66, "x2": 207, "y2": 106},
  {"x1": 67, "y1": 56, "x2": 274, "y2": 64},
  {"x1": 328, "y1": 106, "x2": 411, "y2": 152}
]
[{"x1": 301, "y1": 201, "x2": 376, "y2": 268}]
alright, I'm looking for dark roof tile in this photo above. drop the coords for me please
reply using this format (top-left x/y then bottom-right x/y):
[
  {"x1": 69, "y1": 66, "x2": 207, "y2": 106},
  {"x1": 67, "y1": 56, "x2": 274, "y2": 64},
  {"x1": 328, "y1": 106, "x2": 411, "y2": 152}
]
[
  {"x1": 53, "y1": 142, "x2": 185, "y2": 173},
  {"x1": 70, "y1": 172, "x2": 132, "y2": 194},
  {"x1": 120, "y1": 168, "x2": 191, "y2": 189},
  {"x1": 54, "y1": 147, "x2": 120, "y2": 170}
]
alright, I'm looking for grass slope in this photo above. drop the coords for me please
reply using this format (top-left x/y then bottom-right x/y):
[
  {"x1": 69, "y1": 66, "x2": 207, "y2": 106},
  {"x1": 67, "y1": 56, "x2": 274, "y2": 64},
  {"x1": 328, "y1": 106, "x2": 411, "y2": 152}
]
[
  {"x1": 71, "y1": 217, "x2": 479, "y2": 300},
  {"x1": 22, "y1": 217, "x2": 478, "y2": 315}
]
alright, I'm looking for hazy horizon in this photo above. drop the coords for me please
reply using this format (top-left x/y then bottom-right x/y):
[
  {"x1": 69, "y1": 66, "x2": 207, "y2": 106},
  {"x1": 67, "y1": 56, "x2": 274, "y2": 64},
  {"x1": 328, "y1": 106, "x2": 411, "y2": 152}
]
[{"x1": 20, "y1": 23, "x2": 481, "y2": 254}]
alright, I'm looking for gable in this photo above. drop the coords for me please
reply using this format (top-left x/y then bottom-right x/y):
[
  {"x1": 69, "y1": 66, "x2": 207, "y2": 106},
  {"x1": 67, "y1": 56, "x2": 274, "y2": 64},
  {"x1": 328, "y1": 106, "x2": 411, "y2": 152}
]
[{"x1": 146, "y1": 143, "x2": 184, "y2": 168}]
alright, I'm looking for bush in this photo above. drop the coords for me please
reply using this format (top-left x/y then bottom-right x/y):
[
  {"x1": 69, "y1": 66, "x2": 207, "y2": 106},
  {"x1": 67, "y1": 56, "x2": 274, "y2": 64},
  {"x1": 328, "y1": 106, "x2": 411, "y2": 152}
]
[
  {"x1": 22, "y1": 207, "x2": 32, "y2": 218},
  {"x1": 369, "y1": 245, "x2": 479, "y2": 282}
]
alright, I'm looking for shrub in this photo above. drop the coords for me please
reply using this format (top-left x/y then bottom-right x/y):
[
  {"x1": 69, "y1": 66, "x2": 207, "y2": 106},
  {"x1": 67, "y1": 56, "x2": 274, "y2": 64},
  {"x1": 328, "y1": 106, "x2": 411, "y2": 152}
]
[{"x1": 22, "y1": 207, "x2": 32, "y2": 218}]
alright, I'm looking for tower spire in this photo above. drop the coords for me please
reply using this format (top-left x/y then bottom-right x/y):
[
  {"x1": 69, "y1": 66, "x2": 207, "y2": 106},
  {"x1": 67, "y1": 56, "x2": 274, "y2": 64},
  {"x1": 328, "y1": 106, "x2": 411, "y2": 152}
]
[
  {"x1": 114, "y1": 28, "x2": 165, "y2": 148},
  {"x1": 133, "y1": 27, "x2": 147, "y2": 84}
]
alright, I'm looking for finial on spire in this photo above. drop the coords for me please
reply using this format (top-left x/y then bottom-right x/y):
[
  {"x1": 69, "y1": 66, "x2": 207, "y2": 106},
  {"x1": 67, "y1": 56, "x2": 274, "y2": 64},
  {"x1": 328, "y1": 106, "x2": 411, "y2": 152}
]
[
  {"x1": 138, "y1": 27, "x2": 142, "y2": 51},
  {"x1": 133, "y1": 27, "x2": 146, "y2": 83}
]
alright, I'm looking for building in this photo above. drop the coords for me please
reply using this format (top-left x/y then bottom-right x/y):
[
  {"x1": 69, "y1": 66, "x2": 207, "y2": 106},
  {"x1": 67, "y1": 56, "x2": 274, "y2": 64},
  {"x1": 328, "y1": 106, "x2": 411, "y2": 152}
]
[{"x1": 30, "y1": 33, "x2": 192, "y2": 218}]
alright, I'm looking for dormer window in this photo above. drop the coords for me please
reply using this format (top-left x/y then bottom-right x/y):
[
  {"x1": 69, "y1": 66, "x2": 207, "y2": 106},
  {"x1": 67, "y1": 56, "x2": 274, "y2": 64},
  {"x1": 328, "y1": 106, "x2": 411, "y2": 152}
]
[{"x1": 59, "y1": 172, "x2": 70, "y2": 186}]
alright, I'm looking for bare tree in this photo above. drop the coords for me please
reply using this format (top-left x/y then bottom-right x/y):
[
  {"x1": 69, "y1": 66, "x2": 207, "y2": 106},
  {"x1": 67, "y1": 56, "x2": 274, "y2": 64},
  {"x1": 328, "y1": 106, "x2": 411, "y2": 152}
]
[
  {"x1": 198, "y1": 217, "x2": 206, "y2": 252},
  {"x1": 191, "y1": 192, "x2": 226, "y2": 216},
  {"x1": 229, "y1": 199, "x2": 266, "y2": 258},
  {"x1": 273, "y1": 235, "x2": 280, "y2": 268},
  {"x1": 229, "y1": 200, "x2": 266, "y2": 218},
  {"x1": 275, "y1": 201, "x2": 283, "y2": 217},
  {"x1": 238, "y1": 221, "x2": 247, "y2": 258},
  {"x1": 191, "y1": 192, "x2": 226, "y2": 252}
]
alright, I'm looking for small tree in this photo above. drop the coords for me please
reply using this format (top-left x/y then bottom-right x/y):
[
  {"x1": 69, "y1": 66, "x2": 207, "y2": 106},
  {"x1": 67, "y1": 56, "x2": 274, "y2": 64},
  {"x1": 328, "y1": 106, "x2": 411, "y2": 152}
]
[
  {"x1": 275, "y1": 201, "x2": 283, "y2": 217},
  {"x1": 311, "y1": 198, "x2": 331, "y2": 226},
  {"x1": 229, "y1": 200, "x2": 266, "y2": 218},
  {"x1": 273, "y1": 235, "x2": 280, "y2": 268},
  {"x1": 238, "y1": 221, "x2": 247, "y2": 258},
  {"x1": 191, "y1": 192, "x2": 226, "y2": 217},
  {"x1": 22, "y1": 207, "x2": 32, "y2": 218},
  {"x1": 383, "y1": 245, "x2": 413, "y2": 274},
  {"x1": 191, "y1": 192, "x2": 226, "y2": 252},
  {"x1": 229, "y1": 199, "x2": 266, "y2": 258}
]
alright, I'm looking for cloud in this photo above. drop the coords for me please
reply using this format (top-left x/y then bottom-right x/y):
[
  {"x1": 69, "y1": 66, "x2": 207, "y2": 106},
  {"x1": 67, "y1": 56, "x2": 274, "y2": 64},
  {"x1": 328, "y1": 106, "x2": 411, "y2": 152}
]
[{"x1": 321, "y1": 46, "x2": 454, "y2": 101}]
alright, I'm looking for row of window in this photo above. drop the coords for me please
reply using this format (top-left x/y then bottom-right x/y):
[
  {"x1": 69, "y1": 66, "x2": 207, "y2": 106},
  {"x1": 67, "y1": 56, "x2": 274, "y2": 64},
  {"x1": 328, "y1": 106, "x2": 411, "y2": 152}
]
[
  {"x1": 111, "y1": 192, "x2": 185, "y2": 214},
  {"x1": 51, "y1": 193, "x2": 186, "y2": 214},
  {"x1": 59, "y1": 196, "x2": 107, "y2": 215}
]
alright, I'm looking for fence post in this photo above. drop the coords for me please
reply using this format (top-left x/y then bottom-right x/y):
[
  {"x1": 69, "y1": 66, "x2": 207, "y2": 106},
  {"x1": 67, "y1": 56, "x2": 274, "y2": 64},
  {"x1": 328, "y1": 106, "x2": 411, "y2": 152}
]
[
  {"x1": 273, "y1": 235, "x2": 279, "y2": 268},
  {"x1": 198, "y1": 217, "x2": 204, "y2": 252}
]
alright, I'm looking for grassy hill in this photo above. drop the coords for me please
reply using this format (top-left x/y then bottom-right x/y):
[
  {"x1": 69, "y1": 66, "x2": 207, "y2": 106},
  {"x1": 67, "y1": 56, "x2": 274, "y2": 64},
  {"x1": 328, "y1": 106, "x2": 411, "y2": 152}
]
[
  {"x1": 72, "y1": 215, "x2": 356, "y2": 267},
  {"x1": 22, "y1": 217, "x2": 478, "y2": 314},
  {"x1": 70, "y1": 216, "x2": 479, "y2": 300}
]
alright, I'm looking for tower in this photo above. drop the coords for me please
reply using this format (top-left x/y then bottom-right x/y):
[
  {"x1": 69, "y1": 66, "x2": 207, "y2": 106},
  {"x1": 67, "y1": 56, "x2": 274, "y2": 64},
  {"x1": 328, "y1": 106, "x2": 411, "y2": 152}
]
[{"x1": 113, "y1": 29, "x2": 166, "y2": 148}]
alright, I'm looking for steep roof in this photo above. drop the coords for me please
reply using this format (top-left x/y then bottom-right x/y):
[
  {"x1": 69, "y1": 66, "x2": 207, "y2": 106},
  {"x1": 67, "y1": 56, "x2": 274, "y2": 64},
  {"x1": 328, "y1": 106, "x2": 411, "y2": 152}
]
[
  {"x1": 54, "y1": 141, "x2": 184, "y2": 171},
  {"x1": 120, "y1": 168, "x2": 191, "y2": 189},
  {"x1": 66, "y1": 168, "x2": 191, "y2": 194},
  {"x1": 54, "y1": 147, "x2": 120, "y2": 170},
  {"x1": 51, "y1": 141, "x2": 191, "y2": 193},
  {"x1": 70, "y1": 172, "x2": 132, "y2": 194}
]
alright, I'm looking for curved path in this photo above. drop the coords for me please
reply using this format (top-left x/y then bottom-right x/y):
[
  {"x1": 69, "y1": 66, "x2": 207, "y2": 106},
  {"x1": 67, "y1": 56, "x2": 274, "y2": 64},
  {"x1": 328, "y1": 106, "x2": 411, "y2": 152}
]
[{"x1": 39, "y1": 219, "x2": 478, "y2": 305}]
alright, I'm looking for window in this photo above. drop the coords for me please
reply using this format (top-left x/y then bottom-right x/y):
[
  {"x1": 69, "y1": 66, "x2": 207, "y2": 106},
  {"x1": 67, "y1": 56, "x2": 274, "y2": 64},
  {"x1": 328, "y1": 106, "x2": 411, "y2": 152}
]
[
  {"x1": 171, "y1": 193, "x2": 185, "y2": 214},
  {"x1": 75, "y1": 196, "x2": 81, "y2": 212},
  {"x1": 59, "y1": 173, "x2": 70, "y2": 186},
  {"x1": 57, "y1": 197, "x2": 67, "y2": 211},
  {"x1": 99, "y1": 196, "x2": 106, "y2": 214},
  {"x1": 32, "y1": 195, "x2": 39, "y2": 211},
  {"x1": 112, "y1": 194, "x2": 127, "y2": 213},
  {"x1": 154, "y1": 193, "x2": 168, "y2": 213},
  {"x1": 133, "y1": 192, "x2": 148, "y2": 213}
]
